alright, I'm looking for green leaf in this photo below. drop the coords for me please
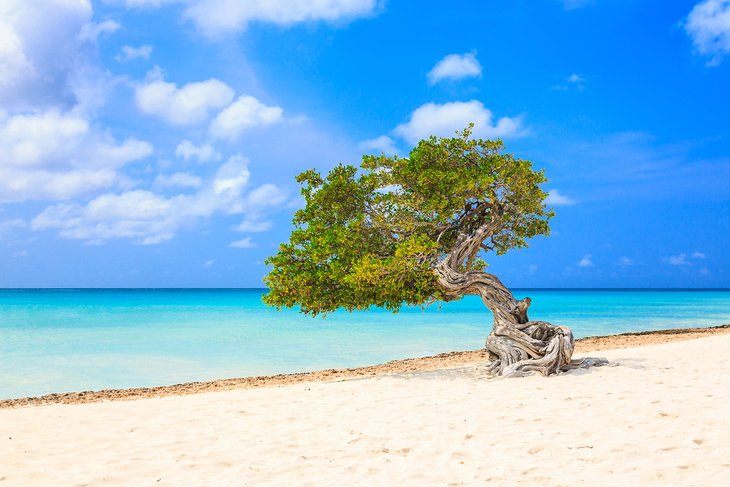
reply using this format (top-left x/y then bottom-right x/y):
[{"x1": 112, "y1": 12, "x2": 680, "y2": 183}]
[{"x1": 264, "y1": 127, "x2": 553, "y2": 316}]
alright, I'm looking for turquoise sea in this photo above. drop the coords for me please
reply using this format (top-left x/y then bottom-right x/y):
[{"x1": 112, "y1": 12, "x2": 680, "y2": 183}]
[{"x1": 2, "y1": 288, "x2": 729, "y2": 399}]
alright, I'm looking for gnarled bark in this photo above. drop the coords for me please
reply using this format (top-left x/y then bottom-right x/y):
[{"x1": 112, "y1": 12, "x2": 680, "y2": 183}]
[{"x1": 435, "y1": 236, "x2": 607, "y2": 377}]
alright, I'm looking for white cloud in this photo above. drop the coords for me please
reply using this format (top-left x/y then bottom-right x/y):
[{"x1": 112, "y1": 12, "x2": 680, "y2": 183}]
[
  {"x1": 235, "y1": 218, "x2": 273, "y2": 233},
  {"x1": 393, "y1": 100, "x2": 524, "y2": 145},
  {"x1": 566, "y1": 73, "x2": 585, "y2": 91},
  {"x1": 32, "y1": 191, "x2": 174, "y2": 244},
  {"x1": 667, "y1": 252, "x2": 707, "y2": 265},
  {"x1": 228, "y1": 184, "x2": 288, "y2": 235},
  {"x1": 211, "y1": 155, "x2": 251, "y2": 196},
  {"x1": 229, "y1": 237, "x2": 256, "y2": 248},
  {"x1": 685, "y1": 0, "x2": 730, "y2": 65},
  {"x1": 184, "y1": 0, "x2": 379, "y2": 36},
  {"x1": 567, "y1": 73, "x2": 584, "y2": 84},
  {"x1": 154, "y1": 172, "x2": 203, "y2": 189},
  {"x1": 0, "y1": 110, "x2": 153, "y2": 202},
  {"x1": 203, "y1": 259, "x2": 214, "y2": 267},
  {"x1": 0, "y1": 0, "x2": 110, "y2": 112},
  {"x1": 550, "y1": 73, "x2": 586, "y2": 92},
  {"x1": 427, "y1": 52, "x2": 482, "y2": 84},
  {"x1": 79, "y1": 20, "x2": 120, "y2": 41},
  {"x1": 112, "y1": 0, "x2": 177, "y2": 7},
  {"x1": 175, "y1": 140, "x2": 221, "y2": 163},
  {"x1": 358, "y1": 135, "x2": 399, "y2": 155},
  {"x1": 244, "y1": 183, "x2": 288, "y2": 209},
  {"x1": 135, "y1": 68, "x2": 235, "y2": 126},
  {"x1": 667, "y1": 253, "x2": 691, "y2": 266},
  {"x1": 31, "y1": 155, "x2": 286, "y2": 244},
  {"x1": 116, "y1": 44, "x2": 153, "y2": 62},
  {"x1": 578, "y1": 254, "x2": 594, "y2": 267},
  {"x1": 545, "y1": 189, "x2": 576, "y2": 206},
  {"x1": 209, "y1": 95, "x2": 283, "y2": 140},
  {"x1": 112, "y1": 0, "x2": 379, "y2": 36},
  {"x1": 618, "y1": 256, "x2": 633, "y2": 267}
]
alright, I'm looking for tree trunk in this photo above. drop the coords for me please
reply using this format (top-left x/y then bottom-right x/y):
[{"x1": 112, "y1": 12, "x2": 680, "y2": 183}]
[{"x1": 435, "y1": 261, "x2": 607, "y2": 377}]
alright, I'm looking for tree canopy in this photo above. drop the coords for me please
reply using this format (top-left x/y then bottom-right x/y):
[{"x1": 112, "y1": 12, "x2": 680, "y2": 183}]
[{"x1": 263, "y1": 127, "x2": 554, "y2": 316}]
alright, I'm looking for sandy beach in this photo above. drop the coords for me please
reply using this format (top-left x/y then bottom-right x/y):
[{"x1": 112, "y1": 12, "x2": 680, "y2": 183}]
[{"x1": 2, "y1": 327, "x2": 730, "y2": 486}]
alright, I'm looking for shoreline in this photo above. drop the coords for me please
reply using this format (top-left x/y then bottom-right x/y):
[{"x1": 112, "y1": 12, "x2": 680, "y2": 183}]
[{"x1": 3, "y1": 323, "x2": 729, "y2": 409}]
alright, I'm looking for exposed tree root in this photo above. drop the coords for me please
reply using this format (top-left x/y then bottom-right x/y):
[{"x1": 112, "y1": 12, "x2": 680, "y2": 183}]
[{"x1": 436, "y1": 260, "x2": 608, "y2": 377}]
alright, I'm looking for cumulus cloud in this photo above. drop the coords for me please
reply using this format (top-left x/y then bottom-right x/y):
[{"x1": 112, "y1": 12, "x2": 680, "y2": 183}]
[
  {"x1": 666, "y1": 252, "x2": 707, "y2": 265},
  {"x1": 667, "y1": 253, "x2": 691, "y2": 266},
  {"x1": 545, "y1": 189, "x2": 576, "y2": 206},
  {"x1": 116, "y1": 44, "x2": 153, "y2": 62},
  {"x1": 393, "y1": 100, "x2": 524, "y2": 145},
  {"x1": 176, "y1": 140, "x2": 221, "y2": 163},
  {"x1": 244, "y1": 183, "x2": 288, "y2": 208},
  {"x1": 154, "y1": 172, "x2": 203, "y2": 189},
  {"x1": 685, "y1": 0, "x2": 730, "y2": 65},
  {"x1": 209, "y1": 96, "x2": 283, "y2": 140},
  {"x1": 0, "y1": 1, "x2": 170, "y2": 210},
  {"x1": 235, "y1": 218, "x2": 273, "y2": 233},
  {"x1": 112, "y1": 0, "x2": 177, "y2": 7},
  {"x1": 551, "y1": 73, "x2": 586, "y2": 92},
  {"x1": 111, "y1": 0, "x2": 379, "y2": 36},
  {"x1": 567, "y1": 73, "x2": 585, "y2": 85},
  {"x1": 0, "y1": 0, "x2": 112, "y2": 112},
  {"x1": 31, "y1": 155, "x2": 286, "y2": 244},
  {"x1": 184, "y1": 0, "x2": 379, "y2": 36},
  {"x1": 1, "y1": 1, "x2": 291, "y2": 248},
  {"x1": 210, "y1": 155, "x2": 251, "y2": 195},
  {"x1": 358, "y1": 135, "x2": 399, "y2": 155},
  {"x1": 135, "y1": 68, "x2": 235, "y2": 126},
  {"x1": 427, "y1": 52, "x2": 482, "y2": 84},
  {"x1": 617, "y1": 256, "x2": 633, "y2": 267},
  {"x1": 79, "y1": 20, "x2": 120, "y2": 41},
  {"x1": 578, "y1": 254, "x2": 594, "y2": 267},
  {"x1": 229, "y1": 237, "x2": 256, "y2": 248},
  {"x1": 0, "y1": 110, "x2": 153, "y2": 202},
  {"x1": 32, "y1": 190, "x2": 179, "y2": 245},
  {"x1": 228, "y1": 183, "x2": 289, "y2": 237}
]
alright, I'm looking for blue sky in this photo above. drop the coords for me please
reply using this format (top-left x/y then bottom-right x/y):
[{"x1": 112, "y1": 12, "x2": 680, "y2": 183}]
[{"x1": 0, "y1": 0, "x2": 729, "y2": 288}]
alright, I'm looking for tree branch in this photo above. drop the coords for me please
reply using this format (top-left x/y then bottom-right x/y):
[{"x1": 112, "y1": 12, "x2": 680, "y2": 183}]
[{"x1": 445, "y1": 202, "x2": 504, "y2": 269}]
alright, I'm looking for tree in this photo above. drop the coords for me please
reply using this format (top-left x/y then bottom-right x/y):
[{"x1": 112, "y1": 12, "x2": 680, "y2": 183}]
[{"x1": 264, "y1": 127, "x2": 606, "y2": 376}]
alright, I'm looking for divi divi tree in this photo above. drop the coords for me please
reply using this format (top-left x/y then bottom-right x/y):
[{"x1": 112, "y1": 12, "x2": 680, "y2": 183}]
[{"x1": 264, "y1": 127, "x2": 605, "y2": 376}]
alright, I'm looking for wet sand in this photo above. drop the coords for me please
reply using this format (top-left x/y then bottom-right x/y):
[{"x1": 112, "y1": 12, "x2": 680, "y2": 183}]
[{"x1": 2, "y1": 324, "x2": 728, "y2": 409}]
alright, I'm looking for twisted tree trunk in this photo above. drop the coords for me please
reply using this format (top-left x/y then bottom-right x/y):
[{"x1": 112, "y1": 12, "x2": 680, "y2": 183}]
[{"x1": 435, "y1": 232, "x2": 607, "y2": 377}]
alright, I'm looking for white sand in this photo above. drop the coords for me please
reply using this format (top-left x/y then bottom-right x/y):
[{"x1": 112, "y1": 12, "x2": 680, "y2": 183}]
[{"x1": 2, "y1": 335, "x2": 730, "y2": 486}]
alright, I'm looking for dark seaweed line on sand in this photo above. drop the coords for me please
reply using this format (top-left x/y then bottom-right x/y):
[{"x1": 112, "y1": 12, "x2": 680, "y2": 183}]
[{"x1": 2, "y1": 324, "x2": 728, "y2": 409}]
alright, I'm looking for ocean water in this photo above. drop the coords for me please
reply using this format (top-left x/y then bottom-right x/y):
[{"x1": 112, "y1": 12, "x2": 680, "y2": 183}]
[{"x1": 1, "y1": 288, "x2": 729, "y2": 399}]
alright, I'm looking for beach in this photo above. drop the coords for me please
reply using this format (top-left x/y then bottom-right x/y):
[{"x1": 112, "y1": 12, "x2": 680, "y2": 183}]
[
  {"x1": 2, "y1": 1, "x2": 729, "y2": 485},
  {"x1": 5, "y1": 288, "x2": 730, "y2": 401},
  {"x1": 2, "y1": 326, "x2": 729, "y2": 485}
]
